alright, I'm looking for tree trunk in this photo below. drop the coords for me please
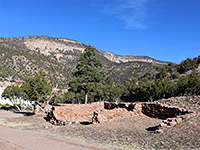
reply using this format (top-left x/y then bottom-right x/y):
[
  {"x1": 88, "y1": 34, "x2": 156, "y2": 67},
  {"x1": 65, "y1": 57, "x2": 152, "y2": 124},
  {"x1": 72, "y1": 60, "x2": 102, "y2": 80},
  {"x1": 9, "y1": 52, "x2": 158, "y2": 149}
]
[
  {"x1": 12, "y1": 98, "x2": 21, "y2": 111},
  {"x1": 47, "y1": 101, "x2": 50, "y2": 113},
  {"x1": 85, "y1": 93, "x2": 88, "y2": 104},
  {"x1": 35, "y1": 102, "x2": 46, "y2": 114}
]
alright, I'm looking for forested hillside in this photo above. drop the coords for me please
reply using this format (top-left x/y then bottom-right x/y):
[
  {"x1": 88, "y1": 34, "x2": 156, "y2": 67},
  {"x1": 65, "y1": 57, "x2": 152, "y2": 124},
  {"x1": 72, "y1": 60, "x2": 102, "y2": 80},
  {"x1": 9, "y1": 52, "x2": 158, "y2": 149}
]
[{"x1": 126, "y1": 56, "x2": 200, "y2": 102}]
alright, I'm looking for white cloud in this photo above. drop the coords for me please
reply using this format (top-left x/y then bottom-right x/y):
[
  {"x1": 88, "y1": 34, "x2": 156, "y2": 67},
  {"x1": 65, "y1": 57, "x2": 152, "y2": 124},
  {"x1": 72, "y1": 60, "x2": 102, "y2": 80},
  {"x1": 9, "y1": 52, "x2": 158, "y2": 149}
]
[{"x1": 105, "y1": 0, "x2": 148, "y2": 29}]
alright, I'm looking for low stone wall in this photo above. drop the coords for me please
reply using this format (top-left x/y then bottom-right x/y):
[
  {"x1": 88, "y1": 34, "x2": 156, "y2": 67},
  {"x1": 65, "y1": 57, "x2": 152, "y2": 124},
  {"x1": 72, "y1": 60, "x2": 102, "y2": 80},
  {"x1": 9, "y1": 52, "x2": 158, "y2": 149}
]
[
  {"x1": 104, "y1": 101, "x2": 196, "y2": 133},
  {"x1": 104, "y1": 102, "x2": 191, "y2": 119},
  {"x1": 141, "y1": 102, "x2": 188, "y2": 119}
]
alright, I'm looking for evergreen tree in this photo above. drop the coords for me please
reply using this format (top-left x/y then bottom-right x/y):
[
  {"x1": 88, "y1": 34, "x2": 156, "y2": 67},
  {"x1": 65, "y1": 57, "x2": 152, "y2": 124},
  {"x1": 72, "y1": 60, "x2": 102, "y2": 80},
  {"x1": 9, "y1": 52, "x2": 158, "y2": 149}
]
[
  {"x1": 185, "y1": 70, "x2": 200, "y2": 95},
  {"x1": 94, "y1": 76, "x2": 113, "y2": 102},
  {"x1": 63, "y1": 91, "x2": 75, "y2": 103},
  {"x1": 110, "y1": 84, "x2": 127, "y2": 102},
  {"x1": 69, "y1": 45, "x2": 107, "y2": 104},
  {"x1": 21, "y1": 70, "x2": 52, "y2": 102}
]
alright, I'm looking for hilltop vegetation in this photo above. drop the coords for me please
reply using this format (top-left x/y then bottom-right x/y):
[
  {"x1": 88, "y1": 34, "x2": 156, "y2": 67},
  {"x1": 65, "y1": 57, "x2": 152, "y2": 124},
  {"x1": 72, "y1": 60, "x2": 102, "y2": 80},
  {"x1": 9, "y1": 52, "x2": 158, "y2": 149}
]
[
  {"x1": 126, "y1": 56, "x2": 200, "y2": 102},
  {"x1": 0, "y1": 42, "x2": 71, "y2": 88},
  {"x1": 0, "y1": 36, "x2": 167, "y2": 87}
]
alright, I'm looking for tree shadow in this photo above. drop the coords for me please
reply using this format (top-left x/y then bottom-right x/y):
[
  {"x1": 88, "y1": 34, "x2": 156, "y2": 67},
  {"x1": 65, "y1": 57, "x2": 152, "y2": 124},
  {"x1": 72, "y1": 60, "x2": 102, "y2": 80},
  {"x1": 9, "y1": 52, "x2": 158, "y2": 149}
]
[
  {"x1": 0, "y1": 106, "x2": 14, "y2": 111},
  {"x1": 13, "y1": 111, "x2": 35, "y2": 116},
  {"x1": 80, "y1": 121, "x2": 92, "y2": 125},
  {"x1": 146, "y1": 125, "x2": 159, "y2": 132}
]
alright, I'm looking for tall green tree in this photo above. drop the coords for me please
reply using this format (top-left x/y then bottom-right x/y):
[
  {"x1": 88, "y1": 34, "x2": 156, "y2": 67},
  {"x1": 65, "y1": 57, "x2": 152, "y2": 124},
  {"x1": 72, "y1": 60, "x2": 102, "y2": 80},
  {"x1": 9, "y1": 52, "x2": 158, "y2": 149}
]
[
  {"x1": 69, "y1": 45, "x2": 107, "y2": 104},
  {"x1": 110, "y1": 84, "x2": 127, "y2": 102},
  {"x1": 21, "y1": 70, "x2": 52, "y2": 102}
]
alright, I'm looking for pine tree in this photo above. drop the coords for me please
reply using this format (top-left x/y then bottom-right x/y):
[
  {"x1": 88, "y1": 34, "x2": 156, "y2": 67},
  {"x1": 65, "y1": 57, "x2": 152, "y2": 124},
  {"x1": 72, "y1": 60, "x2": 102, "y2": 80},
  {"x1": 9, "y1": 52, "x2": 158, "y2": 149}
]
[
  {"x1": 21, "y1": 70, "x2": 52, "y2": 102},
  {"x1": 69, "y1": 45, "x2": 107, "y2": 104}
]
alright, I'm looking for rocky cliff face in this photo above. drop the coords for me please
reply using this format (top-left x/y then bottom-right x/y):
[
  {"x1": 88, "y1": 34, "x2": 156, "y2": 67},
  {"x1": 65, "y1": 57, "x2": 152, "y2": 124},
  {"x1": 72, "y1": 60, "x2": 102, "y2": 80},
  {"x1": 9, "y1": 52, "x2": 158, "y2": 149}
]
[
  {"x1": 0, "y1": 36, "x2": 167, "y2": 65},
  {"x1": 0, "y1": 36, "x2": 85, "y2": 66},
  {"x1": 102, "y1": 51, "x2": 167, "y2": 65}
]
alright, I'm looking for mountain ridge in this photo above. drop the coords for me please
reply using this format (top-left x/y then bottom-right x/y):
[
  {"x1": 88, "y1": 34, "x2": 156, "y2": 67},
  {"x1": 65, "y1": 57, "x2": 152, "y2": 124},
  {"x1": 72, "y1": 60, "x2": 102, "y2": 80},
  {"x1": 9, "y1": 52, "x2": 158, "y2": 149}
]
[
  {"x1": 0, "y1": 36, "x2": 168, "y2": 65},
  {"x1": 0, "y1": 36, "x2": 168, "y2": 86}
]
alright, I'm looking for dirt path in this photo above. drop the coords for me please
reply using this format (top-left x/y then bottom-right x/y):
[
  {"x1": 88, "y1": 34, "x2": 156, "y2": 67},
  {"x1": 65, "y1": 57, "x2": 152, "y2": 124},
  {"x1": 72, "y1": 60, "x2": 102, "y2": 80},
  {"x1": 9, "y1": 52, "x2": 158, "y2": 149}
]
[
  {"x1": 0, "y1": 125, "x2": 105, "y2": 150},
  {"x1": 0, "y1": 110, "x2": 107, "y2": 150}
]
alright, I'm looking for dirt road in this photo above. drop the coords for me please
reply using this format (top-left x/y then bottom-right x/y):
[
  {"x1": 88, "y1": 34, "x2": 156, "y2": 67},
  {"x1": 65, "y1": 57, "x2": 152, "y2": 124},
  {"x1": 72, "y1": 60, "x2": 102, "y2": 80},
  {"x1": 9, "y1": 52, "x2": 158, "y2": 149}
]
[
  {"x1": 0, "y1": 110, "x2": 107, "y2": 150},
  {"x1": 0, "y1": 125, "x2": 105, "y2": 150}
]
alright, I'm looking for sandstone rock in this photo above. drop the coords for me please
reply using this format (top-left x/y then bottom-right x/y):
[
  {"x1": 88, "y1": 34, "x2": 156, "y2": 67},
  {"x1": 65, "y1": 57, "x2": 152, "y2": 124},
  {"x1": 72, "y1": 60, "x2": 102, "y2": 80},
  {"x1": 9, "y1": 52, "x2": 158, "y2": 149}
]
[
  {"x1": 155, "y1": 129, "x2": 163, "y2": 133},
  {"x1": 168, "y1": 120, "x2": 176, "y2": 126},
  {"x1": 159, "y1": 122, "x2": 167, "y2": 128},
  {"x1": 175, "y1": 117, "x2": 182, "y2": 124},
  {"x1": 184, "y1": 114, "x2": 190, "y2": 119},
  {"x1": 162, "y1": 120, "x2": 168, "y2": 124},
  {"x1": 189, "y1": 113, "x2": 195, "y2": 117}
]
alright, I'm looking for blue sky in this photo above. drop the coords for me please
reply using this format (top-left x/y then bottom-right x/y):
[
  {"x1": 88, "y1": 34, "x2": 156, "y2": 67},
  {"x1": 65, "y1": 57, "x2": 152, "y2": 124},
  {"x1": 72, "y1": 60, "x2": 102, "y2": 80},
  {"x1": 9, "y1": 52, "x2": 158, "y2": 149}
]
[{"x1": 0, "y1": 0, "x2": 199, "y2": 63}]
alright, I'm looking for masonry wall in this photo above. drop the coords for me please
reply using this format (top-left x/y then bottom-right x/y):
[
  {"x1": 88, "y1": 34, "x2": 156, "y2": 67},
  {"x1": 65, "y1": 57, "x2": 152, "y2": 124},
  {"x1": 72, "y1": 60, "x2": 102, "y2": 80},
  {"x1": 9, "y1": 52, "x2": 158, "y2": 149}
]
[{"x1": 104, "y1": 101, "x2": 191, "y2": 119}]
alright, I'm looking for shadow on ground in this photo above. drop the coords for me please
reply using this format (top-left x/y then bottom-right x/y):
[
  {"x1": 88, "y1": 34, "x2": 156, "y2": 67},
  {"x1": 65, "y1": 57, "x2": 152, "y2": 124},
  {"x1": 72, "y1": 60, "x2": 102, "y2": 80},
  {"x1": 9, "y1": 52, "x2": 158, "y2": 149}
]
[
  {"x1": 0, "y1": 106, "x2": 14, "y2": 111},
  {"x1": 80, "y1": 121, "x2": 92, "y2": 125},
  {"x1": 13, "y1": 111, "x2": 35, "y2": 116},
  {"x1": 146, "y1": 125, "x2": 159, "y2": 132}
]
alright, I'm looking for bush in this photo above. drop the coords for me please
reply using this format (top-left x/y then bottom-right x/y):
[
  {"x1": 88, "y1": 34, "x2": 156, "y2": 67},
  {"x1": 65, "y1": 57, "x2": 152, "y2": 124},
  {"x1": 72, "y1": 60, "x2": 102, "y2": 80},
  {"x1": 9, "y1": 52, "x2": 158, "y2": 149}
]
[
  {"x1": 5, "y1": 103, "x2": 10, "y2": 107},
  {"x1": 172, "y1": 72, "x2": 180, "y2": 79}
]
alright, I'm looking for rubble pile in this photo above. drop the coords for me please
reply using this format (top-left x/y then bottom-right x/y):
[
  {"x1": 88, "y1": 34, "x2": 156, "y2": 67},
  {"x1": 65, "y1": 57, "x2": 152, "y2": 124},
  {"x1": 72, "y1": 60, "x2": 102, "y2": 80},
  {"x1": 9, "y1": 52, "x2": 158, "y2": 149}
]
[{"x1": 157, "y1": 112, "x2": 196, "y2": 132}]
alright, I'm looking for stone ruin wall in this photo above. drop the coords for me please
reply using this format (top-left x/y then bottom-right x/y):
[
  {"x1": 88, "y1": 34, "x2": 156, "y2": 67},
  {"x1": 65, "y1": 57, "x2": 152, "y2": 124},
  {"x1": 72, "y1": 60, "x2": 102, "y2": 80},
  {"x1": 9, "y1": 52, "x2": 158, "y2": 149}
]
[
  {"x1": 104, "y1": 101, "x2": 196, "y2": 132},
  {"x1": 34, "y1": 101, "x2": 196, "y2": 132}
]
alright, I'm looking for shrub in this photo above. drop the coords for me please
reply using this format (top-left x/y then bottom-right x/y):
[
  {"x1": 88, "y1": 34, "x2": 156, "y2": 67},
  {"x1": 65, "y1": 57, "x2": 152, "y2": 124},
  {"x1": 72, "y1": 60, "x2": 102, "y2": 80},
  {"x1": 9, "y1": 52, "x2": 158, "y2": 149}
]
[{"x1": 5, "y1": 103, "x2": 10, "y2": 107}]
